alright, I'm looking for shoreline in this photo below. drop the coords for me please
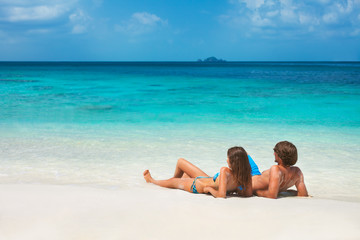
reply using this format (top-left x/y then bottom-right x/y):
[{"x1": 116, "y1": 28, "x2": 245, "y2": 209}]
[
  {"x1": 1, "y1": 183, "x2": 359, "y2": 240},
  {"x1": 1, "y1": 127, "x2": 360, "y2": 203}
]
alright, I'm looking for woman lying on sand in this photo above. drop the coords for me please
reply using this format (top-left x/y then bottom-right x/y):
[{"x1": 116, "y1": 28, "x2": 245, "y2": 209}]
[{"x1": 143, "y1": 146, "x2": 261, "y2": 198}]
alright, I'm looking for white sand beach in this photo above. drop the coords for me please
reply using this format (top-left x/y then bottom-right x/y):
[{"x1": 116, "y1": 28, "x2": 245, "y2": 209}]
[{"x1": 1, "y1": 184, "x2": 360, "y2": 240}]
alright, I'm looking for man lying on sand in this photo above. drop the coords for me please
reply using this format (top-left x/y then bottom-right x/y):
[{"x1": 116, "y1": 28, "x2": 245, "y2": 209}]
[{"x1": 252, "y1": 141, "x2": 308, "y2": 199}]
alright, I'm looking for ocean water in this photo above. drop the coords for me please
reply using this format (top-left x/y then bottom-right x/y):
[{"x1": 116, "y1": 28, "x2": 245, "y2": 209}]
[{"x1": 0, "y1": 62, "x2": 359, "y2": 202}]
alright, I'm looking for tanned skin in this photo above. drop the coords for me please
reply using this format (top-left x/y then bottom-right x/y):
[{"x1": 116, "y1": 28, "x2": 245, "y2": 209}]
[
  {"x1": 252, "y1": 152, "x2": 308, "y2": 199},
  {"x1": 144, "y1": 158, "x2": 252, "y2": 198}
]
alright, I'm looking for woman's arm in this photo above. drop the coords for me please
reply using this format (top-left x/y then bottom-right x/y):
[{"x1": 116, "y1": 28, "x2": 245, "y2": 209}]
[
  {"x1": 204, "y1": 167, "x2": 229, "y2": 198},
  {"x1": 240, "y1": 180, "x2": 253, "y2": 197},
  {"x1": 203, "y1": 186, "x2": 220, "y2": 197}
]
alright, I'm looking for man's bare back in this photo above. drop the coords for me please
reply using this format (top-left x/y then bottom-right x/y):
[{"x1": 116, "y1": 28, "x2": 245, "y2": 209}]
[{"x1": 252, "y1": 141, "x2": 308, "y2": 199}]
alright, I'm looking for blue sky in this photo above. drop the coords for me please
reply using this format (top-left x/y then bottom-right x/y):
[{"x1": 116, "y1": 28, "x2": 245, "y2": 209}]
[{"x1": 0, "y1": 0, "x2": 359, "y2": 61}]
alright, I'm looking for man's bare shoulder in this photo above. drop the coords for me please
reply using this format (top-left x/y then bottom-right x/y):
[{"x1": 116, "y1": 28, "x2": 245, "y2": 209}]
[
  {"x1": 290, "y1": 166, "x2": 305, "y2": 182},
  {"x1": 283, "y1": 166, "x2": 304, "y2": 189},
  {"x1": 270, "y1": 165, "x2": 280, "y2": 170},
  {"x1": 268, "y1": 165, "x2": 302, "y2": 175},
  {"x1": 269, "y1": 165, "x2": 283, "y2": 178},
  {"x1": 269, "y1": 165, "x2": 282, "y2": 173},
  {"x1": 260, "y1": 165, "x2": 280, "y2": 177},
  {"x1": 289, "y1": 166, "x2": 303, "y2": 175}
]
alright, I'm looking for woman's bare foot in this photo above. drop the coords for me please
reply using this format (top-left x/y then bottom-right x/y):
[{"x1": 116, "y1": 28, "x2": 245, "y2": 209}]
[{"x1": 143, "y1": 170, "x2": 153, "y2": 183}]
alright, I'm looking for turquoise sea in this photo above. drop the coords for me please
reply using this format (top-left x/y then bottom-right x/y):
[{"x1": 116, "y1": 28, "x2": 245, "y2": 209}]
[{"x1": 1, "y1": 62, "x2": 359, "y2": 201}]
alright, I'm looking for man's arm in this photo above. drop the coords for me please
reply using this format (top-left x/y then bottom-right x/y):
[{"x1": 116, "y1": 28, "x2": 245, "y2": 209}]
[
  {"x1": 295, "y1": 169, "x2": 308, "y2": 197},
  {"x1": 255, "y1": 166, "x2": 281, "y2": 199}
]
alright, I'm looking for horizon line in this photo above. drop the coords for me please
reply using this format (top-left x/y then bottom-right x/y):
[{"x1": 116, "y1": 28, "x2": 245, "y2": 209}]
[{"x1": 1, "y1": 60, "x2": 360, "y2": 63}]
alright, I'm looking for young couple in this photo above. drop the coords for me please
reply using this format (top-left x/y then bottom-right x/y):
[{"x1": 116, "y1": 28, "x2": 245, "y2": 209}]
[{"x1": 143, "y1": 141, "x2": 308, "y2": 199}]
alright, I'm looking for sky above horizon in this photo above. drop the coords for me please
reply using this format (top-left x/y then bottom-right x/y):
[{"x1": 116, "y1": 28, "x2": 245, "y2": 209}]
[{"x1": 0, "y1": 0, "x2": 359, "y2": 61}]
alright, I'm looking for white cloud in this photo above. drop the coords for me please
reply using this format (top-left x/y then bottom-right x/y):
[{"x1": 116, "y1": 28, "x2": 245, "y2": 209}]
[
  {"x1": 0, "y1": 0, "x2": 42, "y2": 5},
  {"x1": 315, "y1": 0, "x2": 331, "y2": 4},
  {"x1": 266, "y1": 10, "x2": 279, "y2": 17},
  {"x1": 265, "y1": 0, "x2": 276, "y2": 7},
  {"x1": 280, "y1": 8, "x2": 297, "y2": 22},
  {"x1": 0, "y1": 0, "x2": 77, "y2": 22},
  {"x1": 69, "y1": 9, "x2": 91, "y2": 34},
  {"x1": 0, "y1": 0, "x2": 76, "y2": 6},
  {"x1": 251, "y1": 12, "x2": 273, "y2": 26},
  {"x1": 299, "y1": 13, "x2": 319, "y2": 25},
  {"x1": 132, "y1": 12, "x2": 162, "y2": 26},
  {"x1": 323, "y1": 12, "x2": 338, "y2": 24},
  {"x1": 27, "y1": 28, "x2": 52, "y2": 34},
  {"x1": 321, "y1": 0, "x2": 357, "y2": 24},
  {"x1": 223, "y1": 0, "x2": 360, "y2": 37},
  {"x1": 240, "y1": 0, "x2": 265, "y2": 10},
  {"x1": 279, "y1": 0, "x2": 298, "y2": 22},
  {"x1": 336, "y1": 0, "x2": 353, "y2": 14},
  {"x1": 0, "y1": 1, "x2": 97, "y2": 37},
  {"x1": 3, "y1": 5, "x2": 68, "y2": 22},
  {"x1": 115, "y1": 12, "x2": 167, "y2": 35},
  {"x1": 71, "y1": 24, "x2": 86, "y2": 34}
]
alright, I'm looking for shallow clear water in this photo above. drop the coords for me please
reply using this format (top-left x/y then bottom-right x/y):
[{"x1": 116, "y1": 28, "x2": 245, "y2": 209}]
[{"x1": 0, "y1": 62, "x2": 359, "y2": 201}]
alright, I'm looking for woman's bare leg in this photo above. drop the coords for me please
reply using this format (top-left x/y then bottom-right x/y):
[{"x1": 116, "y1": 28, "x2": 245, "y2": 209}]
[
  {"x1": 173, "y1": 158, "x2": 209, "y2": 178},
  {"x1": 182, "y1": 173, "x2": 190, "y2": 178},
  {"x1": 143, "y1": 170, "x2": 193, "y2": 192}
]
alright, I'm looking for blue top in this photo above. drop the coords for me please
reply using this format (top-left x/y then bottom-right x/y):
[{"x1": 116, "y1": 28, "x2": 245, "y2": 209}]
[
  {"x1": 213, "y1": 155, "x2": 261, "y2": 182},
  {"x1": 248, "y1": 155, "x2": 261, "y2": 176}
]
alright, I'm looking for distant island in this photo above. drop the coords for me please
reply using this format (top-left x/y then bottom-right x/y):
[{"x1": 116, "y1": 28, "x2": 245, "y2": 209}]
[{"x1": 197, "y1": 56, "x2": 226, "y2": 62}]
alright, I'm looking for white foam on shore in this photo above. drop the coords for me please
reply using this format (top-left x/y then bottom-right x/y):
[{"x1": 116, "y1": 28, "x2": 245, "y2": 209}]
[{"x1": 0, "y1": 184, "x2": 359, "y2": 240}]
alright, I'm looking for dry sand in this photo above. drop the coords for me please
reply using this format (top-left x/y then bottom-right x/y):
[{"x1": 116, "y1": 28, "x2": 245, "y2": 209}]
[{"x1": 0, "y1": 184, "x2": 359, "y2": 240}]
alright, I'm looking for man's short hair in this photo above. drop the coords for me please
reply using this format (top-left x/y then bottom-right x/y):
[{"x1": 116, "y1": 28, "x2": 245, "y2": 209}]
[{"x1": 273, "y1": 141, "x2": 298, "y2": 166}]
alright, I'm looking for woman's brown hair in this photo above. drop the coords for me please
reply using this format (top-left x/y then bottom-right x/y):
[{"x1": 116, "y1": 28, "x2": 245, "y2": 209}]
[{"x1": 227, "y1": 147, "x2": 252, "y2": 190}]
